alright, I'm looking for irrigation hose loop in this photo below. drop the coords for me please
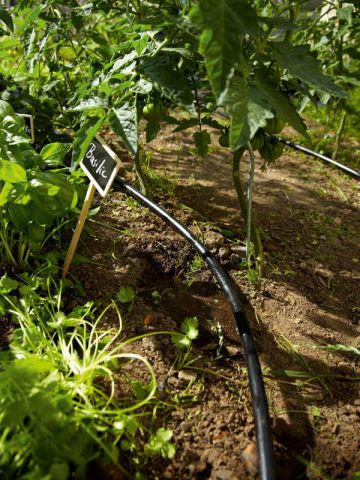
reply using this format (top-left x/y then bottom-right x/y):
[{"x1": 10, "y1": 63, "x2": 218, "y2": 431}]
[{"x1": 113, "y1": 176, "x2": 275, "y2": 480}]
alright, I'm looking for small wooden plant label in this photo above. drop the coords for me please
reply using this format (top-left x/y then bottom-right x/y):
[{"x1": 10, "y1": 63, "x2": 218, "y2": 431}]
[
  {"x1": 18, "y1": 114, "x2": 35, "y2": 143},
  {"x1": 62, "y1": 135, "x2": 121, "y2": 278},
  {"x1": 80, "y1": 135, "x2": 121, "y2": 197}
]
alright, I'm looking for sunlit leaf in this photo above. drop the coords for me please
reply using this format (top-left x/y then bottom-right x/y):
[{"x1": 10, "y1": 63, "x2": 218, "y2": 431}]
[
  {"x1": 0, "y1": 160, "x2": 26, "y2": 183},
  {"x1": 41, "y1": 143, "x2": 71, "y2": 166},
  {"x1": 0, "y1": 274, "x2": 18, "y2": 294},
  {"x1": 109, "y1": 100, "x2": 138, "y2": 157},
  {"x1": 72, "y1": 115, "x2": 106, "y2": 166}
]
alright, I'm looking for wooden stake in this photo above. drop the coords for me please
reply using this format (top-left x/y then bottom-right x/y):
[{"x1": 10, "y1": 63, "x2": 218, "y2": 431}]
[{"x1": 62, "y1": 183, "x2": 96, "y2": 279}]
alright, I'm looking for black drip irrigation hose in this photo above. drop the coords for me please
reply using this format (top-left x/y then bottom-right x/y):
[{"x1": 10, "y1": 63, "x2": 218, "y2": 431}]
[
  {"x1": 216, "y1": 109, "x2": 360, "y2": 180},
  {"x1": 113, "y1": 177, "x2": 275, "y2": 480},
  {"x1": 274, "y1": 135, "x2": 360, "y2": 180}
]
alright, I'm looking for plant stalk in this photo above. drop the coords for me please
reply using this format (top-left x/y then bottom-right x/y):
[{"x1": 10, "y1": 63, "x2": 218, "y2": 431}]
[
  {"x1": 334, "y1": 109, "x2": 347, "y2": 160},
  {"x1": 232, "y1": 149, "x2": 263, "y2": 274},
  {"x1": 134, "y1": 148, "x2": 150, "y2": 197}
]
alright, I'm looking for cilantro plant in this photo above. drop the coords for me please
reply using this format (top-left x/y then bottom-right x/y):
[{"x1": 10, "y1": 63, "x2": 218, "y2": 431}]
[
  {"x1": 0, "y1": 274, "x2": 176, "y2": 478},
  {"x1": 172, "y1": 316, "x2": 200, "y2": 370}
]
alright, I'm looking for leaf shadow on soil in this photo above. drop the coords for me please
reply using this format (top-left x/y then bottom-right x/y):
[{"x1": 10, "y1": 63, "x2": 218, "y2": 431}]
[
  {"x1": 140, "y1": 138, "x2": 360, "y2": 477},
  {"x1": 72, "y1": 129, "x2": 359, "y2": 478}
]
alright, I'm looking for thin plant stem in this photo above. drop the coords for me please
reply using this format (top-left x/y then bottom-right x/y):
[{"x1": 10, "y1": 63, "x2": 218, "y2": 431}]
[
  {"x1": 246, "y1": 142, "x2": 255, "y2": 261},
  {"x1": 232, "y1": 149, "x2": 263, "y2": 274},
  {"x1": 0, "y1": 229, "x2": 17, "y2": 265},
  {"x1": 334, "y1": 109, "x2": 347, "y2": 159},
  {"x1": 134, "y1": 147, "x2": 150, "y2": 197}
]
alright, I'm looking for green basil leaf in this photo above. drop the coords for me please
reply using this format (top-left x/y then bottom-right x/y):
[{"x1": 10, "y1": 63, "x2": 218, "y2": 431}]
[{"x1": 0, "y1": 160, "x2": 26, "y2": 183}]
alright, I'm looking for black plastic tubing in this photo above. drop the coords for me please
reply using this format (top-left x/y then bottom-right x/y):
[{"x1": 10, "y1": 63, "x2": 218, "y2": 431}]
[
  {"x1": 113, "y1": 177, "x2": 275, "y2": 480},
  {"x1": 275, "y1": 136, "x2": 360, "y2": 180}
]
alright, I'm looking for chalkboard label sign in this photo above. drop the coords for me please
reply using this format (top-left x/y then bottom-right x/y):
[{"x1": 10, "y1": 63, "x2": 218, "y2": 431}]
[
  {"x1": 18, "y1": 114, "x2": 35, "y2": 143},
  {"x1": 80, "y1": 135, "x2": 121, "y2": 197}
]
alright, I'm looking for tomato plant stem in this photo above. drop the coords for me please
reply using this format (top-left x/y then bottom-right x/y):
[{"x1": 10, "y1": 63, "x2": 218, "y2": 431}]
[
  {"x1": 232, "y1": 149, "x2": 263, "y2": 274},
  {"x1": 134, "y1": 148, "x2": 150, "y2": 197}
]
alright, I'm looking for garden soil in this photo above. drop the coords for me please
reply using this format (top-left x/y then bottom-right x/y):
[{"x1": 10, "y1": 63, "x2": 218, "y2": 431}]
[{"x1": 71, "y1": 125, "x2": 359, "y2": 480}]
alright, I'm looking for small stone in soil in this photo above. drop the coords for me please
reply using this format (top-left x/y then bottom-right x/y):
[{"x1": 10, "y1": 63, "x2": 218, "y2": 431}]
[
  {"x1": 219, "y1": 245, "x2": 232, "y2": 261},
  {"x1": 225, "y1": 345, "x2": 241, "y2": 356},
  {"x1": 242, "y1": 442, "x2": 258, "y2": 474},
  {"x1": 204, "y1": 231, "x2": 225, "y2": 250},
  {"x1": 178, "y1": 370, "x2": 197, "y2": 382},
  {"x1": 212, "y1": 468, "x2": 237, "y2": 480}
]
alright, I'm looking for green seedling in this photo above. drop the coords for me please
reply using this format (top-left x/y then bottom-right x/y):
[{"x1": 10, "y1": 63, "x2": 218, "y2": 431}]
[
  {"x1": 151, "y1": 288, "x2": 172, "y2": 307},
  {"x1": 145, "y1": 428, "x2": 175, "y2": 459},
  {"x1": 116, "y1": 286, "x2": 136, "y2": 314},
  {"x1": 172, "y1": 317, "x2": 200, "y2": 370}
]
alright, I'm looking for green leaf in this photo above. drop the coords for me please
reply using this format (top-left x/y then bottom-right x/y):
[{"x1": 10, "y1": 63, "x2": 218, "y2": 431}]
[
  {"x1": 191, "y1": 0, "x2": 260, "y2": 98},
  {"x1": 271, "y1": 43, "x2": 346, "y2": 98},
  {"x1": 0, "y1": 274, "x2": 18, "y2": 294},
  {"x1": 337, "y1": 6, "x2": 353, "y2": 23},
  {"x1": 40, "y1": 143, "x2": 71, "y2": 167},
  {"x1": 253, "y1": 70, "x2": 309, "y2": 140},
  {"x1": 146, "y1": 428, "x2": 175, "y2": 459},
  {"x1": 109, "y1": 101, "x2": 138, "y2": 156},
  {"x1": 181, "y1": 317, "x2": 199, "y2": 340},
  {"x1": 68, "y1": 96, "x2": 107, "y2": 112},
  {"x1": 172, "y1": 118, "x2": 198, "y2": 133},
  {"x1": 72, "y1": 115, "x2": 106, "y2": 166},
  {"x1": 140, "y1": 58, "x2": 194, "y2": 110},
  {"x1": 49, "y1": 463, "x2": 70, "y2": 480},
  {"x1": 219, "y1": 73, "x2": 248, "y2": 150},
  {"x1": 171, "y1": 333, "x2": 191, "y2": 349},
  {"x1": 245, "y1": 87, "x2": 275, "y2": 139},
  {"x1": 145, "y1": 122, "x2": 161, "y2": 143},
  {"x1": 0, "y1": 5, "x2": 13, "y2": 32},
  {"x1": 0, "y1": 160, "x2": 26, "y2": 183},
  {"x1": 35, "y1": 172, "x2": 78, "y2": 210},
  {"x1": 0, "y1": 181, "x2": 13, "y2": 206},
  {"x1": 116, "y1": 286, "x2": 135, "y2": 304},
  {"x1": 193, "y1": 131, "x2": 211, "y2": 157},
  {"x1": 27, "y1": 223, "x2": 45, "y2": 252},
  {"x1": 321, "y1": 344, "x2": 360, "y2": 356},
  {"x1": 8, "y1": 203, "x2": 31, "y2": 230}
]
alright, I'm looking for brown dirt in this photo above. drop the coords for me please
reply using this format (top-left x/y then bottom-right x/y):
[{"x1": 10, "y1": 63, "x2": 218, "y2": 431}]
[{"x1": 72, "y1": 124, "x2": 359, "y2": 480}]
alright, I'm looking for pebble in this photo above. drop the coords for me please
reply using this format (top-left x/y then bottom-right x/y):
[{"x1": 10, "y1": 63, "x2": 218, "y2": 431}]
[
  {"x1": 332, "y1": 423, "x2": 340, "y2": 435},
  {"x1": 218, "y1": 245, "x2": 232, "y2": 261},
  {"x1": 204, "y1": 231, "x2": 225, "y2": 250},
  {"x1": 141, "y1": 337, "x2": 156, "y2": 351},
  {"x1": 242, "y1": 442, "x2": 258, "y2": 474},
  {"x1": 213, "y1": 468, "x2": 236, "y2": 480},
  {"x1": 231, "y1": 244, "x2": 246, "y2": 254},
  {"x1": 225, "y1": 345, "x2": 240, "y2": 356},
  {"x1": 178, "y1": 370, "x2": 197, "y2": 382}
]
